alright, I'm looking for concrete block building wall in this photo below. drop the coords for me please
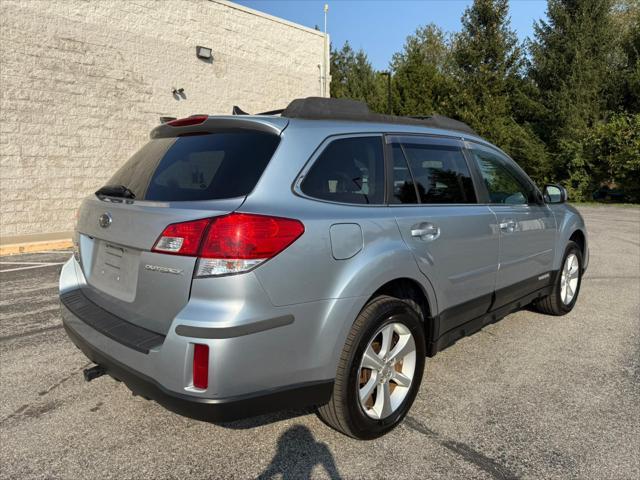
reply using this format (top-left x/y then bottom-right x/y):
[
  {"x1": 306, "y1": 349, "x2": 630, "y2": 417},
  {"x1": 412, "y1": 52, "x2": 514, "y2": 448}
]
[{"x1": 0, "y1": 0, "x2": 328, "y2": 244}]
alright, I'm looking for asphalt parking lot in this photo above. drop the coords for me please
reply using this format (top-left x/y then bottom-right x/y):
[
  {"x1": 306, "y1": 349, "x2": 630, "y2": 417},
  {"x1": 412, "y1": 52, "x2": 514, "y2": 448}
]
[{"x1": 1, "y1": 205, "x2": 638, "y2": 479}]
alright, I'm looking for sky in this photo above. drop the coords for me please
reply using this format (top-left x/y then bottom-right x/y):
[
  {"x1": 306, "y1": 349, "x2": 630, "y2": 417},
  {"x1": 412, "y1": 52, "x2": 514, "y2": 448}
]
[{"x1": 234, "y1": 0, "x2": 548, "y2": 70}]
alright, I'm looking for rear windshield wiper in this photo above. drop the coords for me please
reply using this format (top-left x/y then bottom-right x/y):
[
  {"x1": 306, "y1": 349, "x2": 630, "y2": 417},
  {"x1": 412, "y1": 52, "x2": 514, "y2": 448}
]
[{"x1": 95, "y1": 184, "x2": 136, "y2": 199}]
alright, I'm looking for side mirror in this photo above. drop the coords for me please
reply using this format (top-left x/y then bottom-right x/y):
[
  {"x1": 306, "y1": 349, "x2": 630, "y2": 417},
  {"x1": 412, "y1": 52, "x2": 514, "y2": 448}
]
[{"x1": 543, "y1": 184, "x2": 568, "y2": 204}]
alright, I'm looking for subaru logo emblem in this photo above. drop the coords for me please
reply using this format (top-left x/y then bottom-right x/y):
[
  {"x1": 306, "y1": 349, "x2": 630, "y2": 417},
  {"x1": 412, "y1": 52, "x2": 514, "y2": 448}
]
[{"x1": 98, "y1": 212, "x2": 112, "y2": 228}]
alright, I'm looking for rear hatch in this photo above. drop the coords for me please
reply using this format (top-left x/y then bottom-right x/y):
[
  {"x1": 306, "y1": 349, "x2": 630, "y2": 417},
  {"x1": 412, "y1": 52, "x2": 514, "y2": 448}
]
[{"x1": 75, "y1": 117, "x2": 286, "y2": 335}]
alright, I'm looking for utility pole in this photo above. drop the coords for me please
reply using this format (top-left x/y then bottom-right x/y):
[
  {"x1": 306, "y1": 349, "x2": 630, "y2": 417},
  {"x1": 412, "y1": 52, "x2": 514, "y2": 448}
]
[{"x1": 323, "y1": 4, "x2": 329, "y2": 97}]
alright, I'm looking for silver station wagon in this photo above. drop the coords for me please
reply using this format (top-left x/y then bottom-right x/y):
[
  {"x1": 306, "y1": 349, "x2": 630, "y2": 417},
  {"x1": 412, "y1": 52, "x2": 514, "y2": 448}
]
[{"x1": 60, "y1": 97, "x2": 588, "y2": 439}]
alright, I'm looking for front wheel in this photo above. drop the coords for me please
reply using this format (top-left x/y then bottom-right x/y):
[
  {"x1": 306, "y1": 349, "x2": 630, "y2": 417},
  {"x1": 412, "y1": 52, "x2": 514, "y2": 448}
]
[
  {"x1": 317, "y1": 295, "x2": 425, "y2": 439},
  {"x1": 535, "y1": 241, "x2": 583, "y2": 315}
]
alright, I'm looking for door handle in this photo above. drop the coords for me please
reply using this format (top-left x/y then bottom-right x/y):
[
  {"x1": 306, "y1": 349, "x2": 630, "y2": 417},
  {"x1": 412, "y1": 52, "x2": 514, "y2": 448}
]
[
  {"x1": 411, "y1": 223, "x2": 440, "y2": 241},
  {"x1": 499, "y1": 219, "x2": 517, "y2": 233}
]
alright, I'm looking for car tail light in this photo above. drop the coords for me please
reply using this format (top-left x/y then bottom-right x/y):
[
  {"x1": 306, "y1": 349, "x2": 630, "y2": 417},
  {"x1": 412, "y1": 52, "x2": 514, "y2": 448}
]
[
  {"x1": 193, "y1": 344, "x2": 209, "y2": 389},
  {"x1": 167, "y1": 115, "x2": 208, "y2": 127},
  {"x1": 151, "y1": 213, "x2": 304, "y2": 276},
  {"x1": 152, "y1": 218, "x2": 210, "y2": 256},
  {"x1": 197, "y1": 213, "x2": 304, "y2": 276}
]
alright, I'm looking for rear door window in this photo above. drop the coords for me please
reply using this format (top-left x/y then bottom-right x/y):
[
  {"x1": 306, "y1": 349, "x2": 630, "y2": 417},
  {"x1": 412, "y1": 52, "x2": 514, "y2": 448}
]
[
  {"x1": 301, "y1": 136, "x2": 385, "y2": 205},
  {"x1": 390, "y1": 137, "x2": 477, "y2": 204},
  {"x1": 390, "y1": 144, "x2": 418, "y2": 204},
  {"x1": 104, "y1": 131, "x2": 280, "y2": 201}
]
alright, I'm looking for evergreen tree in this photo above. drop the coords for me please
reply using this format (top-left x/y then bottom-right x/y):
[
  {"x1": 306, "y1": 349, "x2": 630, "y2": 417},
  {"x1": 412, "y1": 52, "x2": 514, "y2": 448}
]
[
  {"x1": 613, "y1": 0, "x2": 640, "y2": 112},
  {"x1": 585, "y1": 112, "x2": 640, "y2": 201},
  {"x1": 529, "y1": 0, "x2": 617, "y2": 199},
  {"x1": 326, "y1": 0, "x2": 638, "y2": 201},
  {"x1": 452, "y1": 0, "x2": 550, "y2": 182},
  {"x1": 391, "y1": 24, "x2": 456, "y2": 116},
  {"x1": 330, "y1": 42, "x2": 386, "y2": 112}
]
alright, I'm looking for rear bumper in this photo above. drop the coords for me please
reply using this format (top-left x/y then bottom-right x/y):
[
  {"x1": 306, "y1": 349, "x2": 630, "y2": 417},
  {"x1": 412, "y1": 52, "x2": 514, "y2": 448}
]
[
  {"x1": 58, "y1": 255, "x2": 356, "y2": 421},
  {"x1": 63, "y1": 319, "x2": 332, "y2": 422}
]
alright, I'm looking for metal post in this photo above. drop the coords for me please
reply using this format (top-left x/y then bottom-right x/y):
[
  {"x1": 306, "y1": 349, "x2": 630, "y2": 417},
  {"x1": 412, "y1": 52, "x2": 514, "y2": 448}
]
[{"x1": 323, "y1": 4, "x2": 329, "y2": 97}]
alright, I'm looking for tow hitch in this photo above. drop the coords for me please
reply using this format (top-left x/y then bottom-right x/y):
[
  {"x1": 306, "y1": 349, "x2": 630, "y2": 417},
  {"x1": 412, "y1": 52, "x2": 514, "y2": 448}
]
[{"x1": 83, "y1": 365, "x2": 106, "y2": 382}]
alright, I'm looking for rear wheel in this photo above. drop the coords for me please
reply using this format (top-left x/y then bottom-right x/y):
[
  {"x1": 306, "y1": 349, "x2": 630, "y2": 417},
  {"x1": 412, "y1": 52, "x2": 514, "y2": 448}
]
[
  {"x1": 535, "y1": 241, "x2": 583, "y2": 315},
  {"x1": 318, "y1": 295, "x2": 425, "y2": 439}
]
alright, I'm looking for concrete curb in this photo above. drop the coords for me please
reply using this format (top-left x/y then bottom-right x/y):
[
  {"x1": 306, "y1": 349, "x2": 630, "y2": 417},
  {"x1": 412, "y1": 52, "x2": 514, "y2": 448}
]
[{"x1": 0, "y1": 239, "x2": 73, "y2": 256}]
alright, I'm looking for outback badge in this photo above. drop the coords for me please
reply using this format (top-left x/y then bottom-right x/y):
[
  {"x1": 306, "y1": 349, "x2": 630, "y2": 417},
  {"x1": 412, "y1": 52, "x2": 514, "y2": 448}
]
[{"x1": 144, "y1": 264, "x2": 183, "y2": 276}]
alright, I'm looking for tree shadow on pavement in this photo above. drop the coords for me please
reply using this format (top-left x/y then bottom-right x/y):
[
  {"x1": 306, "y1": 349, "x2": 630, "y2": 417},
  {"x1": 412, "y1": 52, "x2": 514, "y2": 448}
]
[{"x1": 256, "y1": 425, "x2": 342, "y2": 480}]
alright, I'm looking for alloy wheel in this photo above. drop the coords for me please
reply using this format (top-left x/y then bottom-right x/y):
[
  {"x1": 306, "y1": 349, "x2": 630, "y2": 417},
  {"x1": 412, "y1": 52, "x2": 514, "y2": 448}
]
[
  {"x1": 357, "y1": 322, "x2": 417, "y2": 420},
  {"x1": 560, "y1": 253, "x2": 580, "y2": 305}
]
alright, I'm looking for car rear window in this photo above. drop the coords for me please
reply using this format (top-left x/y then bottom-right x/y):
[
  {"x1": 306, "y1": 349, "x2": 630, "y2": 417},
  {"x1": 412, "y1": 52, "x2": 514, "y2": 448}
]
[{"x1": 104, "y1": 131, "x2": 280, "y2": 201}]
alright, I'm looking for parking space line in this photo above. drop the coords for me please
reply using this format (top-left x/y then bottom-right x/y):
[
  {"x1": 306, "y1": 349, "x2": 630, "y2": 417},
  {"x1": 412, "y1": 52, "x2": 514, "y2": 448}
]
[
  {"x1": 30, "y1": 250, "x2": 73, "y2": 254},
  {"x1": 5, "y1": 249, "x2": 73, "y2": 258},
  {"x1": 1, "y1": 263, "x2": 64, "y2": 273},
  {"x1": 0, "y1": 261, "x2": 65, "y2": 265}
]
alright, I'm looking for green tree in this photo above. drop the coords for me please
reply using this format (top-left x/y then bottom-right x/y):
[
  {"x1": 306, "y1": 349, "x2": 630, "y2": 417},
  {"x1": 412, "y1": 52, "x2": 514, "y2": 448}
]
[
  {"x1": 327, "y1": 0, "x2": 639, "y2": 201},
  {"x1": 613, "y1": 0, "x2": 640, "y2": 112},
  {"x1": 391, "y1": 24, "x2": 457, "y2": 116},
  {"x1": 330, "y1": 42, "x2": 386, "y2": 112},
  {"x1": 585, "y1": 113, "x2": 640, "y2": 201},
  {"x1": 452, "y1": 0, "x2": 551, "y2": 182},
  {"x1": 529, "y1": 0, "x2": 617, "y2": 199}
]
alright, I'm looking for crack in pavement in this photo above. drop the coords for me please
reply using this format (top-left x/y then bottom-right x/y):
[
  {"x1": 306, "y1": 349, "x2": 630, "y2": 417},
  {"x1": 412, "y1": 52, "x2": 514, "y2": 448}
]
[
  {"x1": 0, "y1": 401, "x2": 64, "y2": 423},
  {"x1": 0, "y1": 305, "x2": 60, "y2": 321},
  {"x1": 38, "y1": 362, "x2": 92, "y2": 396},
  {"x1": 0, "y1": 324, "x2": 64, "y2": 342},
  {"x1": 0, "y1": 284, "x2": 58, "y2": 303},
  {"x1": 611, "y1": 236, "x2": 640, "y2": 248},
  {"x1": 0, "y1": 297, "x2": 60, "y2": 315},
  {"x1": 583, "y1": 276, "x2": 640, "y2": 280},
  {"x1": 0, "y1": 362, "x2": 91, "y2": 425},
  {"x1": 403, "y1": 416, "x2": 520, "y2": 480}
]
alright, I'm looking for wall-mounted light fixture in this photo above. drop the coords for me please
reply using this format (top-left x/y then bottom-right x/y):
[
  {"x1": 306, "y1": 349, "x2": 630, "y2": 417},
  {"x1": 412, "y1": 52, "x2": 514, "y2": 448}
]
[
  {"x1": 172, "y1": 87, "x2": 186, "y2": 100},
  {"x1": 196, "y1": 46, "x2": 212, "y2": 61}
]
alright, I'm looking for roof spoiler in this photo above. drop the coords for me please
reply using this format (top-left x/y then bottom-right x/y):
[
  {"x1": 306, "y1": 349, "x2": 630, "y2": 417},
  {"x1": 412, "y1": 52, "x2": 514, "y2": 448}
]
[{"x1": 150, "y1": 117, "x2": 288, "y2": 139}]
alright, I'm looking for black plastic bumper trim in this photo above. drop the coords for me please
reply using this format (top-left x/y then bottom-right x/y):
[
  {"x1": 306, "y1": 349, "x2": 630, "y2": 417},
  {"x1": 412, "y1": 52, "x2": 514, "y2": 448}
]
[
  {"x1": 60, "y1": 289, "x2": 165, "y2": 354},
  {"x1": 175, "y1": 314, "x2": 294, "y2": 339},
  {"x1": 63, "y1": 321, "x2": 333, "y2": 422},
  {"x1": 428, "y1": 277, "x2": 557, "y2": 356}
]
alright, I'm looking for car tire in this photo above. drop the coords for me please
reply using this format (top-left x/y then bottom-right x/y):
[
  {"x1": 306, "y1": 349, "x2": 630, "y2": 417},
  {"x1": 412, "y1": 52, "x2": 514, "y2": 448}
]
[
  {"x1": 535, "y1": 241, "x2": 583, "y2": 316},
  {"x1": 317, "y1": 295, "x2": 426, "y2": 439}
]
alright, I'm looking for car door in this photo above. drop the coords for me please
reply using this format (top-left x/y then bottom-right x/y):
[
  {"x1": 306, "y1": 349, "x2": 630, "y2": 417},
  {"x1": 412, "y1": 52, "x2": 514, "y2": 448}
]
[
  {"x1": 466, "y1": 142, "x2": 556, "y2": 309},
  {"x1": 388, "y1": 135, "x2": 500, "y2": 332}
]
